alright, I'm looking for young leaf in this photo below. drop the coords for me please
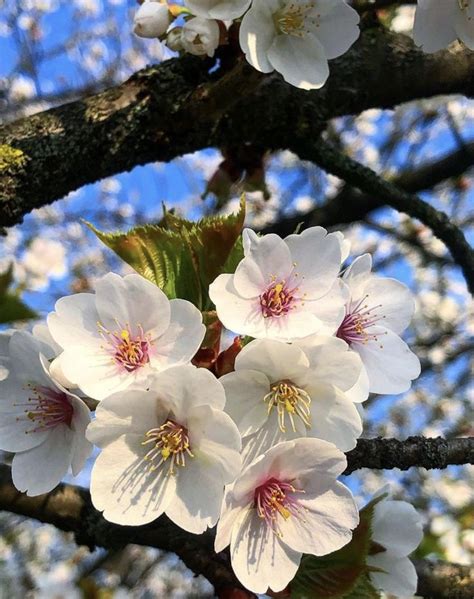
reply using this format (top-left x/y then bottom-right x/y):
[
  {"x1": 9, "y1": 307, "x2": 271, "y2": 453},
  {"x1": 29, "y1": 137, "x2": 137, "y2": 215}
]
[
  {"x1": 0, "y1": 294, "x2": 37, "y2": 324},
  {"x1": 86, "y1": 197, "x2": 245, "y2": 310}
]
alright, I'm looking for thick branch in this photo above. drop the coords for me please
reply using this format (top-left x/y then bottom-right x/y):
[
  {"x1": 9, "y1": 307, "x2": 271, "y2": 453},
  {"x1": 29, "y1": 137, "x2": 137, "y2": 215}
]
[
  {"x1": 287, "y1": 138, "x2": 474, "y2": 294},
  {"x1": 344, "y1": 436, "x2": 474, "y2": 474},
  {"x1": 414, "y1": 560, "x2": 474, "y2": 599},
  {"x1": 2, "y1": 27, "x2": 474, "y2": 226}
]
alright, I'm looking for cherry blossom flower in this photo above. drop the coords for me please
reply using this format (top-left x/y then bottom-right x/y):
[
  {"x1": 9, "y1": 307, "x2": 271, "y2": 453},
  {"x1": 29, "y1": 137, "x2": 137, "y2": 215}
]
[
  {"x1": 413, "y1": 0, "x2": 474, "y2": 53},
  {"x1": 0, "y1": 331, "x2": 92, "y2": 496},
  {"x1": 366, "y1": 487, "x2": 424, "y2": 597},
  {"x1": 220, "y1": 337, "x2": 363, "y2": 466},
  {"x1": 215, "y1": 438, "x2": 359, "y2": 594},
  {"x1": 181, "y1": 17, "x2": 220, "y2": 57},
  {"x1": 47, "y1": 273, "x2": 205, "y2": 400},
  {"x1": 133, "y1": 1, "x2": 171, "y2": 39},
  {"x1": 87, "y1": 364, "x2": 241, "y2": 533},
  {"x1": 209, "y1": 227, "x2": 345, "y2": 341},
  {"x1": 336, "y1": 254, "x2": 420, "y2": 394},
  {"x1": 239, "y1": 0, "x2": 360, "y2": 90},
  {"x1": 185, "y1": 0, "x2": 251, "y2": 20}
]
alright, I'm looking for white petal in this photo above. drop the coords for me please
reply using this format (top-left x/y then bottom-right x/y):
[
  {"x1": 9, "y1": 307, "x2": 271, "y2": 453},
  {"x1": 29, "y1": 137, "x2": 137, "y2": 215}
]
[
  {"x1": 151, "y1": 298, "x2": 205, "y2": 370},
  {"x1": 284, "y1": 228, "x2": 342, "y2": 299},
  {"x1": 86, "y1": 389, "x2": 167, "y2": 447},
  {"x1": 454, "y1": 5, "x2": 474, "y2": 49},
  {"x1": 95, "y1": 272, "x2": 171, "y2": 339},
  {"x1": 280, "y1": 481, "x2": 359, "y2": 556},
  {"x1": 220, "y1": 369, "x2": 270, "y2": 436},
  {"x1": 12, "y1": 425, "x2": 74, "y2": 496},
  {"x1": 69, "y1": 394, "x2": 92, "y2": 475},
  {"x1": 47, "y1": 293, "x2": 100, "y2": 349},
  {"x1": 0, "y1": 409, "x2": 49, "y2": 451},
  {"x1": 239, "y1": 2, "x2": 278, "y2": 74},
  {"x1": 372, "y1": 499, "x2": 424, "y2": 558},
  {"x1": 90, "y1": 433, "x2": 176, "y2": 526},
  {"x1": 188, "y1": 404, "x2": 242, "y2": 483},
  {"x1": 301, "y1": 279, "x2": 347, "y2": 335},
  {"x1": 315, "y1": 1, "x2": 360, "y2": 59},
  {"x1": 165, "y1": 456, "x2": 227, "y2": 534},
  {"x1": 235, "y1": 338, "x2": 310, "y2": 384},
  {"x1": 32, "y1": 323, "x2": 62, "y2": 357},
  {"x1": 344, "y1": 363, "x2": 370, "y2": 403},
  {"x1": 240, "y1": 411, "x2": 304, "y2": 468},
  {"x1": 364, "y1": 277, "x2": 415, "y2": 334},
  {"x1": 59, "y1": 346, "x2": 145, "y2": 401},
  {"x1": 301, "y1": 336, "x2": 362, "y2": 392},
  {"x1": 209, "y1": 274, "x2": 266, "y2": 338},
  {"x1": 9, "y1": 331, "x2": 52, "y2": 386},
  {"x1": 215, "y1": 486, "x2": 247, "y2": 553},
  {"x1": 342, "y1": 253, "x2": 372, "y2": 300},
  {"x1": 413, "y1": 1, "x2": 458, "y2": 53},
  {"x1": 149, "y1": 365, "x2": 226, "y2": 418},
  {"x1": 268, "y1": 33, "x2": 329, "y2": 90},
  {"x1": 368, "y1": 553, "x2": 418, "y2": 597},
  {"x1": 234, "y1": 233, "x2": 293, "y2": 298},
  {"x1": 355, "y1": 327, "x2": 421, "y2": 394},
  {"x1": 230, "y1": 506, "x2": 301, "y2": 594},
  {"x1": 306, "y1": 384, "x2": 362, "y2": 452}
]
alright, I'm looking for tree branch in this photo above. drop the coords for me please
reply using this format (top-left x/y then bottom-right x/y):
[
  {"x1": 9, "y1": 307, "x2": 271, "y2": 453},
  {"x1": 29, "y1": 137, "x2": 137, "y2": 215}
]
[
  {"x1": 263, "y1": 138, "x2": 474, "y2": 237},
  {"x1": 344, "y1": 436, "x2": 474, "y2": 474},
  {"x1": 414, "y1": 560, "x2": 474, "y2": 599},
  {"x1": 287, "y1": 138, "x2": 474, "y2": 294},
  {"x1": 0, "y1": 437, "x2": 473, "y2": 598},
  {"x1": 3, "y1": 27, "x2": 474, "y2": 226}
]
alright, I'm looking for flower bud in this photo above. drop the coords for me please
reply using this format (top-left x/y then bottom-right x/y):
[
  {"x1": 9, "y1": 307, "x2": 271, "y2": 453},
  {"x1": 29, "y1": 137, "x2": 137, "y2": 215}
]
[
  {"x1": 181, "y1": 17, "x2": 220, "y2": 57},
  {"x1": 166, "y1": 27, "x2": 184, "y2": 52},
  {"x1": 133, "y1": 1, "x2": 171, "y2": 39}
]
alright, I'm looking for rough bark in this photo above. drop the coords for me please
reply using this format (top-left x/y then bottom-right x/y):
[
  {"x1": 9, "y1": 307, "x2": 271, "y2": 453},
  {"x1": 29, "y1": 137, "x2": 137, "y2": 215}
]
[
  {"x1": 344, "y1": 436, "x2": 474, "y2": 474},
  {"x1": 2, "y1": 27, "x2": 474, "y2": 226}
]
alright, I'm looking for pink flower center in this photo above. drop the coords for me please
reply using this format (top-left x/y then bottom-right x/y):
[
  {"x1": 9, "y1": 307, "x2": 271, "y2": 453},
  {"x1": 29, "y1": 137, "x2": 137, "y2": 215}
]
[
  {"x1": 142, "y1": 419, "x2": 194, "y2": 475},
  {"x1": 336, "y1": 294, "x2": 386, "y2": 346},
  {"x1": 260, "y1": 273, "x2": 299, "y2": 318},
  {"x1": 16, "y1": 385, "x2": 73, "y2": 433},
  {"x1": 99, "y1": 323, "x2": 151, "y2": 372},
  {"x1": 255, "y1": 477, "x2": 304, "y2": 536}
]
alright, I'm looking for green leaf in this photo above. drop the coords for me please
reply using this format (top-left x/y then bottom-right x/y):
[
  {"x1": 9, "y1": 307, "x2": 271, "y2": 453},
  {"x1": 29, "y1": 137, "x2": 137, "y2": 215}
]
[
  {"x1": 86, "y1": 197, "x2": 245, "y2": 310},
  {"x1": 0, "y1": 294, "x2": 37, "y2": 324},
  {"x1": 343, "y1": 575, "x2": 380, "y2": 599},
  {"x1": 290, "y1": 495, "x2": 387, "y2": 599}
]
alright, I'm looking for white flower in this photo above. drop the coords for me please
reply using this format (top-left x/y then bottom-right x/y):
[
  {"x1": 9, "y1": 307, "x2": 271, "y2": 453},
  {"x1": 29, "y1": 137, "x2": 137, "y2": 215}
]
[
  {"x1": 221, "y1": 337, "x2": 362, "y2": 466},
  {"x1": 32, "y1": 323, "x2": 79, "y2": 390},
  {"x1": 47, "y1": 272, "x2": 205, "y2": 400},
  {"x1": 413, "y1": 0, "x2": 474, "y2": 53},
  {"x1": 87, "y1": 364, "x2": 242, "y2": 533},
  {"x1": 336, "y1": 254, "x2": 420, "y2": 394},
  {"x1": 239, "y1": 0, "x2": 360, "y2": 90},
  {"x1": 185, "y1": 0, "x2": 251, "y2": 20},
  {"x1": 367, "y1": 487, "x2": 423, "y2": 597},
  {"x1": 133, "y1": 1, "x2": 171, "y2": 39},
  {"x1": 0, "y1": 331, "x2": 92, "y2": 496},
  {"x1": 209, "y1": 227, "x2": 345, "y2": 341},
  {"x1": 181, "y1": 17, "x2": 220, "y2": 57},
  {"x1": 215, "y1": 438, "x2": 359, "y2": 594}
]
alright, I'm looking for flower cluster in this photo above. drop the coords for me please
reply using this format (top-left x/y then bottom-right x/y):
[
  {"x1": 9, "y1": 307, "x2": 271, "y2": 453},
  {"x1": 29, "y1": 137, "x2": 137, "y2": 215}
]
[
  {"x1": 0, "y1": 225, "x2": 423, "y2": 596},
  {"x1": 132, "y1": 0, "x2": 474, "y2": 91}
]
